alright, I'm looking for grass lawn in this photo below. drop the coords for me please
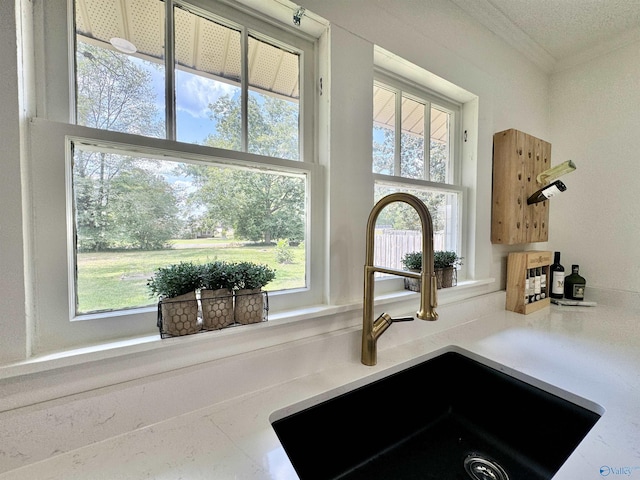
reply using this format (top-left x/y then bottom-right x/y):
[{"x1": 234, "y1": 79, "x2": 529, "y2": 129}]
[{"x1": 76, "y1": 241, "x2": 305, "y2": 313}]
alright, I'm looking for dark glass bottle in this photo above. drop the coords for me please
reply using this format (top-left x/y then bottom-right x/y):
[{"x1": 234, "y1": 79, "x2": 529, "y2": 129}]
[
  {"x1": 564, "y1": 265, "x2": 586, "y2": 300},
  {"x1": 527, "y1": 180, "x2": 567, "y2": 205},
  {"x1": 528, "y1": 268, "x2": 536, "y2": 303},
  {"x1": 550, "y1": 252, "x2": 565, "y2": 299}
]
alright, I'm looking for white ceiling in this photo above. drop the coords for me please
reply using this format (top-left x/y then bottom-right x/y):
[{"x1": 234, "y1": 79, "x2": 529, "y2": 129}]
[{"x1": 452, "y1": 0, "x2": 640, "y2": 72}]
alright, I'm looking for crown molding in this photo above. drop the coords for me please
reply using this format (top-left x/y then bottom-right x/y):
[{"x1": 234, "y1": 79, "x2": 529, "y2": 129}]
[
  {"x1": 553, "y1": 25, "x2": 640, "y2": 73},
  {"x1": 450, "y1": 0, "x2": 556, "y2": 73}
]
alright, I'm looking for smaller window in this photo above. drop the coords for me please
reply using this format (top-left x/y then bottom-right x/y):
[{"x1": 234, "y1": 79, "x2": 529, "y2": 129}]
[
  {"x1": 373, "y1": 84, "x2": 454, "y2": 183},
  {"x1": 373, "y1": 76, "x2": 462, "y2": 272},
  {"x1": 74, "y1": 0, "x2": 303, "y2": 160}
]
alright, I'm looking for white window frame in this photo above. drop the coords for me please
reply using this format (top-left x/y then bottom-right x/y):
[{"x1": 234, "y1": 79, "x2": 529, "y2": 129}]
[
  {"x1": 30, "y1": 0, "x2": 322, "y2": 353},
  {"x1": 373, "y1": 69, "x2": 466, "y2": 274}
]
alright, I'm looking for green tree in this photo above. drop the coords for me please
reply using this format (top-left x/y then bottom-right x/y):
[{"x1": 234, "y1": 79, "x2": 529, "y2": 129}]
[
  {"x1": 373, "y1": 126, "x2": 449, "y2": 231},
  {"x1": 74, "y1": 150, "x2": 134, "y2": 251},
  {"x1": 109, "y1": 168, "x2": 181, "y2": 250},
  {"x1": 188, "y1": 166, "x2": 305, "y2": 244},
  {"x1": 205, "y1": 92, "x2": 298, "y2": 161},
  {"x1": 187, "y1": 93, "x2": 305, "y2": 244},
  {"x1": 76, "y1": 42, "x2": 164, "y2": 136},
  {"x1": 74, "y1": 42, "x2": 169, "y2": 251},
  {"x1": 373, "y1": 127, "x2": 447, "y2": 182}
]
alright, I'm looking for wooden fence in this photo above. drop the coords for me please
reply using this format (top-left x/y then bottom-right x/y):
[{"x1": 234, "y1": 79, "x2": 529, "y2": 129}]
[{"x1": 374, "y1": 229, "x2": 445, "y2": 270}]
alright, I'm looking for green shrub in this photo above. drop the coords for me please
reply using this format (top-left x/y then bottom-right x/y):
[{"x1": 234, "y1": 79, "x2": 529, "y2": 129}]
[
  {"x1": 233, "y1": 262, "x2": 276, "y2": 290},
  {"x1": 434, "y1": 251, "x2": 463, "y2": 269},
  {"x1": 275, "y1": 239, "x2": 294, "y2": 264},
  {"x1": 201, "y1": 261, "x2": 235, "y2": 290},
  {"x1": 401, "y1": 251, "x2": 462, "y2": 270},
  {"x1": 147, "y1": 262, "x2": 202, "y2": 299},
  {"x1": 401, "y1": 252, "x2": 423, "y2": 270}
]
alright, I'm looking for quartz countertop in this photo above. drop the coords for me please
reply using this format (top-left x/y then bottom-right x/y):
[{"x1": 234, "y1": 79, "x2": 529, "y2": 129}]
[{"x1": 2, "y1": 301, "x2": 639, "y2": 479}]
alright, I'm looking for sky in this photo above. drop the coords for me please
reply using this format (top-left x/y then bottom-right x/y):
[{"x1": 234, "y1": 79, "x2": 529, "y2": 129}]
[{"x1": 136, "y1": 56, "x2": 237, "y2": 145}]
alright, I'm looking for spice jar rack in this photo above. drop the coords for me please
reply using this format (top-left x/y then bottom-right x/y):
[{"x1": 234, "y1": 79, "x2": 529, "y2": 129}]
[{"x1": 506, "y1": 251, "x2": 552, "y2": 314}]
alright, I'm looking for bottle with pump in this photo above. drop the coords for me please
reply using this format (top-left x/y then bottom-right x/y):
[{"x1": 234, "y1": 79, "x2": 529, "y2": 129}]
[
  {"x1": 550, "y1": 252, "x2": 565, "y2": 299},
  {"x1": 564, "y1": 265, "x2": 586, "y2": 300}
]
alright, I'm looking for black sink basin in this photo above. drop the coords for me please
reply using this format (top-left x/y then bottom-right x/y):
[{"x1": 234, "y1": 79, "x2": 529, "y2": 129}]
[{"x1": 271, "y1": 349, "x2": 601, "y2": 480}]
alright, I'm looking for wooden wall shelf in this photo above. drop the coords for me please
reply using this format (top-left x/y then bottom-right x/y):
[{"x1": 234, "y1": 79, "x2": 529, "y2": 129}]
[{"x1": 491, "y1": 129, "x2": 551, "y2": 244}]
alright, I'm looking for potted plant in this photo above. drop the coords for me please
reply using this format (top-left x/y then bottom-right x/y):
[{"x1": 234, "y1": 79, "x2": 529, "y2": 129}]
[
  {"x1": 401, "y1": 251, "x2": 423, "y2": 292},
  {"x1": 200, "y1": 261, "x2": 235, "y2": 330},
  {"x1": 233, "y1": 262, "x2": 276, "y2": 324},
  {"x1": 434, "y1": 250, "x2": 462, "y2": 288},
  {"x1": 401, "y1": 251, "x2": 462, "y2": 290},
  {"x1": 147, "y1": 262, "x2": 202, "y2": 336}
]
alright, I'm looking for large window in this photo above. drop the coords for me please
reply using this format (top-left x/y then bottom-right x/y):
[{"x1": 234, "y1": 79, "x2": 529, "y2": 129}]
[
  {"x1": 373, "y1": 74, "x2": 463, "y2": 273},
  {"x1": 41, "y1": 0, "x2": 316, "y2": 322}
]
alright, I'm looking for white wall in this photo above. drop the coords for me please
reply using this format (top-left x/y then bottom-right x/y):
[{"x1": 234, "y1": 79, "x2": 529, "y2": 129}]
[
  {"x1": 298, "y1": 0, "x2": 552, "y2": 287},
  {"x1": 0, "y1": 0, "x2": 565, "y2": 471},
  {"x1": 0, "y1": 0, "x2": 29, "y2": 364},
  {"x1": 298, "y1": 0, "x2": 550, "y2": 136},
  {"x1": 0, "y1": 0, "x2": 553, "y2": 364},
  {"x1": 550, "y1": 41, "x2": 640, "y2": 295}
]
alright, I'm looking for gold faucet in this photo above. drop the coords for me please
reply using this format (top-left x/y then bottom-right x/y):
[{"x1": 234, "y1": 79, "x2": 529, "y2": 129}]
[{"x1": 361, "y1": 193, "x2": 438, "y2": 366}]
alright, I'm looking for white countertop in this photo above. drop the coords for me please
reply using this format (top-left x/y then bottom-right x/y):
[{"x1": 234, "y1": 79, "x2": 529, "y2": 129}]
[{"x1": 2, "y1": 301, "x2": 640, "y2": 479}]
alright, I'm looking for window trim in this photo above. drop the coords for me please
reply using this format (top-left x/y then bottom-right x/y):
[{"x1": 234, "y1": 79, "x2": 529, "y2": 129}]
[
  {"x1": 30, "y1": 119, "x2": 324, "y2": 348},
  {"x1": 66, "y1": 133, "x2": 318, "y2": 319},
  {"x1": 373, "y1": 69, "x2": 465, "y2": 274}
]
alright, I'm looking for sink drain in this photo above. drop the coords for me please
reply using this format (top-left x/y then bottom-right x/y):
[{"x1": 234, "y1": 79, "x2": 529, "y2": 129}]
[{"x1": 464, "y1": 454, "x2": 510, "y2": 480}]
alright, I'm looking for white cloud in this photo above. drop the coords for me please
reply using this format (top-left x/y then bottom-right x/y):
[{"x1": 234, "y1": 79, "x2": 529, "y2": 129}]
[{"x1": 176, "y1": 71, "x2": 238, "y2": 119}]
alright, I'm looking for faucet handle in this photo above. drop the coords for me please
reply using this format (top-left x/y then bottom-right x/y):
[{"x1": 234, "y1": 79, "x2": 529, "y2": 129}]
[
  {"x1": 390, "y1": 316, "x2": 414, "y2": 323},
  {"x1": 371, "y1": 313, "x2": 414, "y2": 339}
]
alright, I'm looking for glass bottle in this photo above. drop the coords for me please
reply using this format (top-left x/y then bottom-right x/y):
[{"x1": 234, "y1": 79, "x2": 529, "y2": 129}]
[
  {"x1": 564, "y1": 265, "x2": 586, "y2": 300},
  {"x1": 527, "y1": 180, "x2": 567, "y2": 205},
  {"x1": 534, "y1": 267, "x2": 541, "y2": 301},
  {"x1": 536, "y1": 159, "x2": 576, "y2": 184},
  {"x1": 528, "y1": 268, "x2": 536, "y2": 303},
  {"x1": 550, "y1": 252, "x2": 564, "y2": 299}
]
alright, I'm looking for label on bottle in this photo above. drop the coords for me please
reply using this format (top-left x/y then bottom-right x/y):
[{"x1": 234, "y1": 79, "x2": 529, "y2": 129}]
[
  {"x1": 542, "y1": 185, "x2": 563, "y2": 199},
  {"x1": 534, "y1": 269, "x2": 541, "y2": 297},
  {"x1": 572, "y1": 284, "x2": 585, "y2": 299},
  {"x1": 552, "y1": 271, "x2": 564, "y2": 295}
]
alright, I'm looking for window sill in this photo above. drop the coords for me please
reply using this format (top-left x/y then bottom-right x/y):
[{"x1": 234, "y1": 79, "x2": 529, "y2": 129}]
[
  {"x1": 0, "y1": 278, "x2": 495, "y2": 411},
  {"x1": 1, "y1": 278, "x2": 495, "y2": 379}
]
